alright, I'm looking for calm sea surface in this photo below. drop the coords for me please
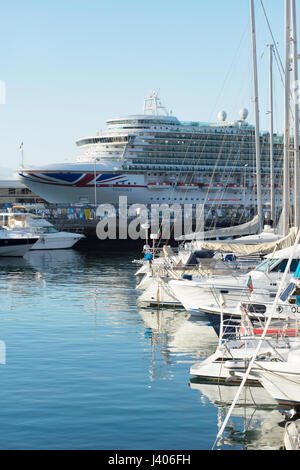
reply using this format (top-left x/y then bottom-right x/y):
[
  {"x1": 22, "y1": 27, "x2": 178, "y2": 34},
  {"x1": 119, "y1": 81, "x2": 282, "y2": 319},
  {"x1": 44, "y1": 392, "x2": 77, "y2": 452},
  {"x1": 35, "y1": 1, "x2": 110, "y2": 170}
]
[{"x1": 0, "y1": 248, "x2": 285, "y2": 450}]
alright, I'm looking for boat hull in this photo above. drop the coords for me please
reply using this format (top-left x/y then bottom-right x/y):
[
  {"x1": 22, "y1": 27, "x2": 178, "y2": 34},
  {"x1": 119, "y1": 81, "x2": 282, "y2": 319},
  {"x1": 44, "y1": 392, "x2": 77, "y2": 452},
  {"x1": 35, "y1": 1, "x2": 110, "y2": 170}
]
[
  {"x1": 31, "y1": 233, "x2": 84, "y2": 250},
  {"x1": 18, "y1": 167, "x2": 251, "y2": 206},
  {"x1": 0, "y1": 237, "x2": 38, "y2": 257},
  {"x1": 138, "y1": 279, "x2": 182, "y2": 308},
  {"x1": 252, "y1": 369, "x2": 300, "y2": 407}
]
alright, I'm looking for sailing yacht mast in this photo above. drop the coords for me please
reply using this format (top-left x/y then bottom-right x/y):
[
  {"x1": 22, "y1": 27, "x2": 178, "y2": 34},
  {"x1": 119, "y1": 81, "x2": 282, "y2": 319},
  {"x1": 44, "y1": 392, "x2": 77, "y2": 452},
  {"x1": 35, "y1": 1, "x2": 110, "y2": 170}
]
[
  {"x1": 250, "y1": 0, "x2": 263, "y2": 233},
  {"x1": 291, "y1": 0, "x2": 300, "y2": 228},
  {"x1": 268, "y1": 44, "x2": 275, "y2": 221},
  {"x1": 282, "y1": 0, "x2": 291, "y2": 236},
  {"x1": 212, "y1": 0, "x2": 299, "y2": 449}
]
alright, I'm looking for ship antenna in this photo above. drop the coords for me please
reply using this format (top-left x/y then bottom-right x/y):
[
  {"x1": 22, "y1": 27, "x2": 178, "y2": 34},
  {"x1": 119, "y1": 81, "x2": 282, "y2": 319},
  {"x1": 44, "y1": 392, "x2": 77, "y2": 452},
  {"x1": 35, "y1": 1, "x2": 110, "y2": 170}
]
[{"x1": 143, "y1": 90, "x2": 169, "y2": 116}]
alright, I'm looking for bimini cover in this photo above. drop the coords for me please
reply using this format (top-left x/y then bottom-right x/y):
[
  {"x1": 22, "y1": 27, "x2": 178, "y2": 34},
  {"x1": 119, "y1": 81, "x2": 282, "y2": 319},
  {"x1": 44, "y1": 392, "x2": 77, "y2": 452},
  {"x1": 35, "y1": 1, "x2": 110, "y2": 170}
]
[{"x1": 185, "y1": 250, "x2": 215, "y2": 266}]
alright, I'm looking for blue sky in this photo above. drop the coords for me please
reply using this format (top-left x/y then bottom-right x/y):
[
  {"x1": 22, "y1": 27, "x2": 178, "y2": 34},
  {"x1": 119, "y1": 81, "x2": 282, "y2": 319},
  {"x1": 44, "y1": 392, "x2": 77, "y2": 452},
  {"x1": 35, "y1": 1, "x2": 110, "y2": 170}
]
[{"x1": 0, "y1": 0, "x2": 298, "y2": 177}]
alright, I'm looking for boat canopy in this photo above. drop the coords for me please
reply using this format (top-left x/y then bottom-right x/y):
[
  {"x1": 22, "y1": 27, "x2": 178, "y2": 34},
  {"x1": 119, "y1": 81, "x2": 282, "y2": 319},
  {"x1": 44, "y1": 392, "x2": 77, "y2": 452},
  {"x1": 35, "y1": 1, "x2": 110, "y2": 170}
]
[{"x1": 196, "y1": 226, "x2": 298, "y2": 256}]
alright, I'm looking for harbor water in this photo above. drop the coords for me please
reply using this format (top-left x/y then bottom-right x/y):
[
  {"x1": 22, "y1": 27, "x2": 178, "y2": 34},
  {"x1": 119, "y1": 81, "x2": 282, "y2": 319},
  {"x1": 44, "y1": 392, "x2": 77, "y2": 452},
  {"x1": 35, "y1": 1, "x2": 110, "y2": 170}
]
[{"x1": 0, "y1": 247, "x2": 286, "y2": 450}]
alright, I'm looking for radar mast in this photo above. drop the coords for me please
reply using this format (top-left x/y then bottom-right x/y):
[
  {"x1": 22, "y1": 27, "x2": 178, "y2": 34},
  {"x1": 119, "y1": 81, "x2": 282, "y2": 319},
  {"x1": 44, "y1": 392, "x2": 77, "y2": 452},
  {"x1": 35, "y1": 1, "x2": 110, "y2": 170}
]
[{"x1": 143, "y1": 90, "x2": 169, "y2": 116}]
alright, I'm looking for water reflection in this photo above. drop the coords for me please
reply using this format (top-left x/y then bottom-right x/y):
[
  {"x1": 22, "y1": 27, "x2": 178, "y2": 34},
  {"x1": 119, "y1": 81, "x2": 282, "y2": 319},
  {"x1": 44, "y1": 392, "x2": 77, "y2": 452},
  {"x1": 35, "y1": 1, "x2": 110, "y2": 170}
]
[
  {"x1": 190, "y1": 378, "x2": 284, "y2": 450},
  {"x1": 139, "y1": 307, "x2": 218, "y2": 356},
  {"x1": 138, "y1": 306, "x2": 219, "y2": 381},
  {"x1": 25, "y1": 249, "x2": 85, "y2": 272}
]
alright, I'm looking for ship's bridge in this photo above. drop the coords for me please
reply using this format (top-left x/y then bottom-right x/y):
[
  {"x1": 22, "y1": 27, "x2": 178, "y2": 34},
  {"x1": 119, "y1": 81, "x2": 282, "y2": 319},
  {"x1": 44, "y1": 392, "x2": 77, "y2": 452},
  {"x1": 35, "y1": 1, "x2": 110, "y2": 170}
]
[
  {"x1": 76, "y1": 134, "x2": 133, "y2": 147},
  {"x1": 106, "y1": 114, "x2": 180, "y2": 129}
]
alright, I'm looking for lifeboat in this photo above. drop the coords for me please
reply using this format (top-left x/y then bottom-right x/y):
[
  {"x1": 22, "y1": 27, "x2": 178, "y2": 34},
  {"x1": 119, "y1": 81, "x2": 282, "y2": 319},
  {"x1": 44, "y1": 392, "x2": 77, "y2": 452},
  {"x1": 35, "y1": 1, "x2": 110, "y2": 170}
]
[
  {"x1": 203, "y1": 183, "x2": 223, "y2": 189},
  {"x1": 226, "y1": 184, "x2": 246, "y2": 189},
  {"x1": 253, "y1": 184, "x2": 269, "y2": 189},
  {"x1": 176, "y1": 183, "x2": 199, "y2": 190},
  {"x1": 147, "y1": 182, "x2": 172, "y2": 190}
]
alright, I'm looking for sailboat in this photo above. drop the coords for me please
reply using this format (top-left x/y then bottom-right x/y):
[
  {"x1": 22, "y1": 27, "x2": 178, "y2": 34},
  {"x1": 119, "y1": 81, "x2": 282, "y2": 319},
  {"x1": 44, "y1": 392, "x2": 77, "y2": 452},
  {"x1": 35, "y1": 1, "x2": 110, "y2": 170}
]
[
  {"x1": 212, "y1": 1, "x2": 300, "y2": 448},
  {"x1": 163, "y1": 0, "x2": 299, "y2": 316},
  {"x1": 135, "y1": 0, "x2": 296, "y2": 310}
]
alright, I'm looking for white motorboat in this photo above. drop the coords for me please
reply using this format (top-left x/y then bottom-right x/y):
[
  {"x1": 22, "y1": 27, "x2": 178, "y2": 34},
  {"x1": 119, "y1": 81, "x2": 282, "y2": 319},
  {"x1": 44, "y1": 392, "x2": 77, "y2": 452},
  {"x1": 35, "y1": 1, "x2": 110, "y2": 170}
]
[
  {"x1": 216, "y1": 282, "x2": 300, "y2": 404},
  {"x1": 169, "y1": 243, "x2": 300, "y2": 319},
  {"x1": 0, "y1": 228, "x2": 38, "y2": 257},
  {"x1": 189, "y1": 331, "x2": 300, "y2": 385},
  {"x1": 136, "y1": 245, "x2": 257, "y2": 307},
  {"x1": 189, "y1": 275, "x2": 300, "y2": 385},
  {"x1": 0, "y1": 211, "x2": 85, "y2": 250},
  {"x1": 135, "y1": 218, "x2": 293, "y2": 309},
  {"x1": 247, "y1": 348, "x2": 300, "y2": 408}
]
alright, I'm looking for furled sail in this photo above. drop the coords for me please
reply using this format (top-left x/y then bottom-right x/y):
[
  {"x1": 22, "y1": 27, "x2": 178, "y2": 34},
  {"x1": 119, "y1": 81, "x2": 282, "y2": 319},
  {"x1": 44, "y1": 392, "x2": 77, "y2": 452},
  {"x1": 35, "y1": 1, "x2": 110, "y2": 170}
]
[
  {"x1": 196, "y1": 226, "x2": 298, "y2": 256},
  {"x1": 178, "y1": 215, "x2": 260, "y2": 241}
]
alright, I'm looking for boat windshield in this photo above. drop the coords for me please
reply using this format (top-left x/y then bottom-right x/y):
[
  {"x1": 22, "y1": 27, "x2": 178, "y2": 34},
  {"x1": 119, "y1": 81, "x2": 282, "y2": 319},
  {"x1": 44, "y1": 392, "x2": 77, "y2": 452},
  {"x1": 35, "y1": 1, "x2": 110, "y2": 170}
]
[
  {"x1": 255, "y1": 259, "x2": 279, "y2": 272},
  {"x1": 256, "y1": 258, "x2": 300, "y2": 273},
  {"x1": 37, "y1": 227, "x2": 58, "y2": 234}
]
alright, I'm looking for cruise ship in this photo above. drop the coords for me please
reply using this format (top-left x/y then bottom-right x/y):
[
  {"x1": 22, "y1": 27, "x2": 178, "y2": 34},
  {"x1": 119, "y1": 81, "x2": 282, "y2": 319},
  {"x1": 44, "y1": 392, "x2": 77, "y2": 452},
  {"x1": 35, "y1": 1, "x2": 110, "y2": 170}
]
[{"x1": 17, "y1": 92, "x2": 284, "y2": 211}]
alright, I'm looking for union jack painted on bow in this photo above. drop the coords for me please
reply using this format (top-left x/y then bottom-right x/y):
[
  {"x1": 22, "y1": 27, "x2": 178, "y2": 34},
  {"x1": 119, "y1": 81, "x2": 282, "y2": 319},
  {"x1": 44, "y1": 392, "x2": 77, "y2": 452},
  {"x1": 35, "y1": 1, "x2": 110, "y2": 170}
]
[{"x1": 19, "y1": 172, "x2": 128, "y2": 187}]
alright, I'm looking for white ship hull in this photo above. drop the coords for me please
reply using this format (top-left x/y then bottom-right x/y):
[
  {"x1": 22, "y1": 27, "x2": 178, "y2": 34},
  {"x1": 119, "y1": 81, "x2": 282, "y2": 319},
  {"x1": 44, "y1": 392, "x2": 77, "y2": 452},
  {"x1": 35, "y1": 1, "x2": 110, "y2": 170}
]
[
  {"x1": 31, "y1": 232, "x2": 84, "y2": 250},
  {"x1": 18, "y1": 165, "x2": 254, "y2": 206}
]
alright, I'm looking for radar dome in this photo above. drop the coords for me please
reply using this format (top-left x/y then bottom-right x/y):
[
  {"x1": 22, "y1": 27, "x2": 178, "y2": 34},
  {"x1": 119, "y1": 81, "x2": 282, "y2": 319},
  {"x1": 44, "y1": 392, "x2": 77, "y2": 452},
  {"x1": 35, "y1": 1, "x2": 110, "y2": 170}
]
[
  {"x1": 239, "y1": 108, "x2": 248, "y2": 121},
  {"x1": 218, "y1": 111, "x2": 227, "y2": 122}
]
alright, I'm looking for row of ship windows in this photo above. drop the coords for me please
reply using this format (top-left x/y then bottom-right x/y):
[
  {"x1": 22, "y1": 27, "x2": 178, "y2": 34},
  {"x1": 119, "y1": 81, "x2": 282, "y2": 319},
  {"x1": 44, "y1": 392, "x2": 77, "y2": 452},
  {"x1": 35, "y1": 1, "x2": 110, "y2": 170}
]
[
  {"x1": 131, "y1": 157, "x2": 282, "y2": 165},
  {"x1": 123, "y1": 164, "x2": 282, "y2": 175},
  {"x1": 131, "y1": 150, "x2": 282, "y2": 158},
  {"x1": 144, "y1": 142, "x2": 283, "y2": 151},
  {"x1": 124, "y1": 165, "x2": 281, "y2": 174},
  {"x1": 108, "y1": 123, "x2": 259, "y2": 137},
  {"x1": 77, "y1": 136, "x2": 129, "y2": 146},
  {"x1": 96, "y1": 143, "x2": 282, "y2": 155},
  {"x1": 147, "y1": 132, "x2": 283, "y2": 143},
  {"x1": 147, "y1": 173, "x2": 281, "y2": 181},
  {"x1": 107, "y1": 120, "x2": 179, "y2": 126},
  {"x1": 77, "y1": 136, "x2": 284, "y2": 148},
  {"x1": 147, "y1": 196, "x2": 283, "y2": 202}
]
